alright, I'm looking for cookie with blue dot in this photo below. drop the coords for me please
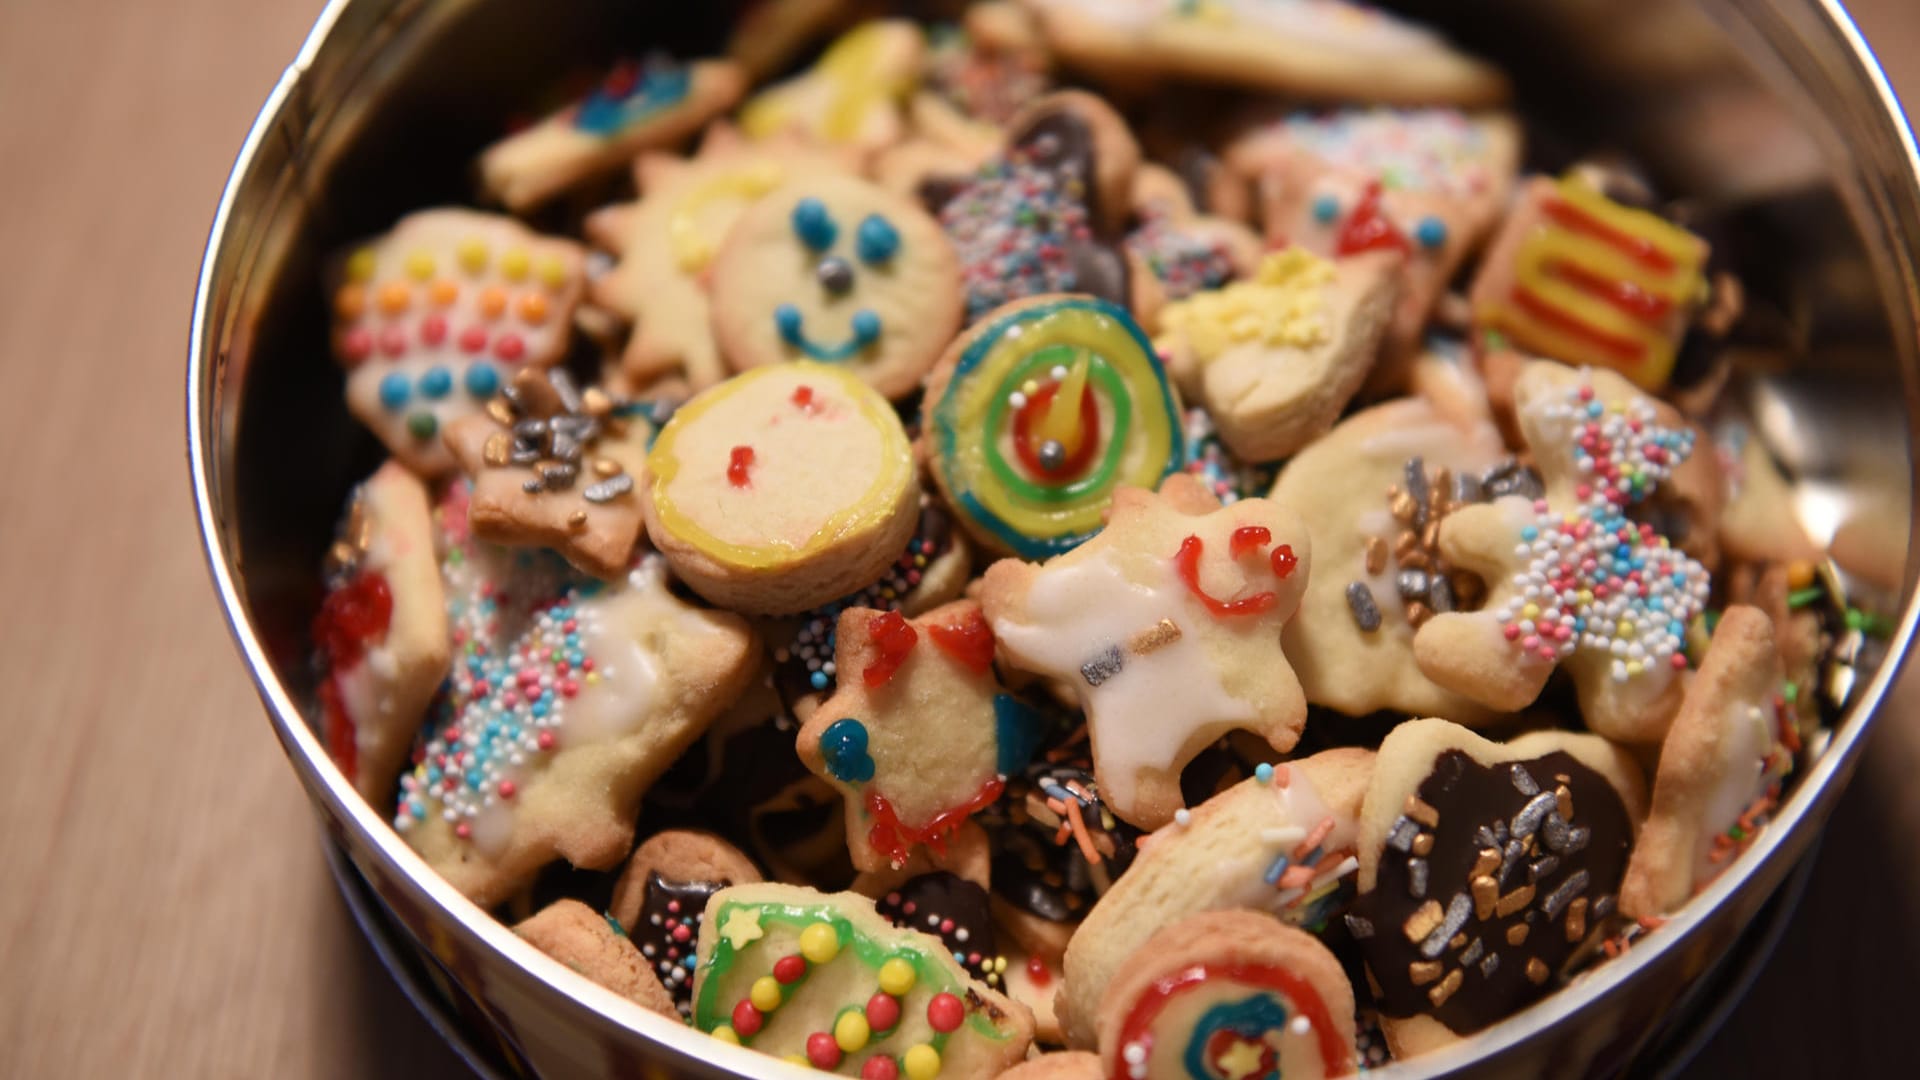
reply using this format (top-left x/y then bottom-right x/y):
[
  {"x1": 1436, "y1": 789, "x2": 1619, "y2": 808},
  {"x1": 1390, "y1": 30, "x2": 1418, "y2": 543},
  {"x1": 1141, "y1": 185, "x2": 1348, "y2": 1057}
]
[
  {"x1": 796, "y1": 600, "x2": 1020, "y2": 873},
  {"x1": 708, "y1": 173, "x2": 963, "y2": 400},
  {"x1": 329, "y1": 208, "x2": 588, "y2": 478}
]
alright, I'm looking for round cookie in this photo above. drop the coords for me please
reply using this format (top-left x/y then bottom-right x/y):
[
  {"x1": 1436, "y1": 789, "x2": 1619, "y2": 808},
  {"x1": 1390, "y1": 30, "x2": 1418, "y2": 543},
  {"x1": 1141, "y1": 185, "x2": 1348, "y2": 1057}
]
[
  {"x1": 709, "y1": 174, "x2": 963, "y2": 399},
  {"x1": 924, "y1": 295, "x2": 1185, "y2": 559},
  {"x1": 608, "y1": 829, "x2": 764, "y2": 1018},
  {"x1": 642, "y1": 362, "x2": 921, "y2": 614},
  {"x1": 514, "y1": 898, "x2": 679, "y2": 1018},
  {"x1": 1096, "y1": 910, "x2": 1359, "y2": 1080}
]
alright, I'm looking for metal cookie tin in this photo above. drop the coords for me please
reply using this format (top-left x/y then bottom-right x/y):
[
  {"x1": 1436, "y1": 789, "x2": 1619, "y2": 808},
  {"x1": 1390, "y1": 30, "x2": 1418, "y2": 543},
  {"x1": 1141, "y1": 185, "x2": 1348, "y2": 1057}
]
[{"x1": 189, "y1": 1, "x2": 1919, "y2": 1075}]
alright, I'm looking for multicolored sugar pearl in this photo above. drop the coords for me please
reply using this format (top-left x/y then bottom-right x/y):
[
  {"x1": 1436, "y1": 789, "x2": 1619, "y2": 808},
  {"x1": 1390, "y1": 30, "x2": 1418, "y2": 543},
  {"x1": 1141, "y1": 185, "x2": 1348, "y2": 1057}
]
[
  {"x1": 1181, "y1": 406, "x2": 1275, "y2": 504},
  {"x1": 1123, "y1": 208, "x2": 1236, "y2": 300},
  {"x1": 938, "y1": 148, "x2": 1092, "y2": 320},
  {"x1": 1278, "y1": 107, "x2": 1496, "y2": 198}
]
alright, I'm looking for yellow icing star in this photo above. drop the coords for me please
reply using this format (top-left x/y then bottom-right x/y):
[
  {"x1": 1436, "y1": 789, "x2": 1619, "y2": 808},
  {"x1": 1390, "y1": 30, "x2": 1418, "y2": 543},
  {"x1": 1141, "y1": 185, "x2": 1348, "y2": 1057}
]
[
  {"x1": 1155, "y1": 249, "x2": 1335, "y2": 363},
  {"x1": 1217, "y1": 1037, "x2": 1267, "y2": 1080},
  {"x1": 719, "y1": 906, "x2": 764, "y2": 950}
]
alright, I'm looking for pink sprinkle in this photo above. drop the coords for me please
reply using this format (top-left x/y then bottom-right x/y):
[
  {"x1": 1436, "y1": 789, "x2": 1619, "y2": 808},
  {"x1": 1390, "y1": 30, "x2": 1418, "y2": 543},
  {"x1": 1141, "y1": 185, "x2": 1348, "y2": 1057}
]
[
  {"x1": 537, "y1": 731, "x2": 556, "y2": 751},
  {"x1": 499, "y1": 780, "x2": 517, "y2": 799},
  {"x1": 459, "y1": 326, "x2": 488, "y2": 353},
  {"x1": 342, "y1": 328, "x2": 373, "y2": 362},
  {"x1": 421, "y1": 314, "x2": 448, "y2": 345}
]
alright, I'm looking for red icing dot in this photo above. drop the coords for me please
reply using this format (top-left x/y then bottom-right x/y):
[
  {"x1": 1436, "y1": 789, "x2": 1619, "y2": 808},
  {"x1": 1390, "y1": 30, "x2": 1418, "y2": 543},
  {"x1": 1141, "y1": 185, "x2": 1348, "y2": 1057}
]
[
  {"x1": 861, "y1": 1056, "x2": 899, "y2": 1080},
  {"x1": 863, "y1": 611, "x2": 919, "y2": 688},
  {"x1": 731, "y1": 1000, "x2": 763, "y2": 1038},
  {"x1": 926, "y1": 606, "x2": 995, "y2": 675},
  {"x1": 421, "y1": 313, "x2": 448, "y2": 346},
  {"x1": 458, "y1": 326, "x2": 488, "y2": 354},
  {"x1": 774, "y1": 954, "x2": 808, "y2": 984},
  {"x1": 806, "y1": 1032, "x2": 842, "y2": 1069},
  {"x1": 1334, "y1": 181, "x2": 1411, "y2": 257},
  {"x1": 379, "y1": 326, "x2": 409, "y2": 357},
  {"x1": 498, "y1": 780, "x2": 517, "y2": 800},
  {"x1": 1026, "y1": 955, "x2": 1052, "y2": 987},
  {"x1": 1270, "y1": 544, "x2": 1299, "y2": 579},
  {"x1": 728, "y1": 446, "x2": 755, "y2": 488},
  {"x1": 792, "y1": 385, "x2": 815, "y2": 411},
  {"x1": 494, "y1": 332, "x2": 526, "y2": 362},
  {"x1": 341, "y1": 328, "x2": 374, "y2": 363},
  {"x1": 865, "y1": 991, "x2": 900, "y2": 1031},
  {"x1": 927, "y1": 992, "x2": 964, "y2": 1033},
  {"x1": 1230, "y1": 525, "x2": 1271, "y2": 558}
]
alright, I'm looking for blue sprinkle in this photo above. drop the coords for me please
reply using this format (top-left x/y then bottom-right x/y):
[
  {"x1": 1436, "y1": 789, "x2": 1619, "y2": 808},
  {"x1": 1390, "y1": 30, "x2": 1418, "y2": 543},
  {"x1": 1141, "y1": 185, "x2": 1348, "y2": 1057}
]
[
  {"x1": 1264, "y1": 853, "x2": 1291, "y2": 885},
  {"x1": 810, "y1": 671, "x2": 830, "y2": 691},
  {"x1": 1520, "y1": 525, "x2": 1539, "y2": 542},
  {"x1": 464, "y1": 363, "x2": 499, "y2": 398},
  {"x1": 411, "y1": 802, "x2": 427, "y2": 820},
  {"x1": 1254, "y1": 763, "x2": 1275, "y2": 785},
  {"x1": 1588, "y1": 401, "x2": 1604, "y2": 417},
  {"x1": 792, "y1": 198, "x2": 837, "y2": 251},
  {"x1": 466, "y1": 768, "x2": 484, "y2": 788},
  {"x1": 1414, "y1": 215, "x2": 1448, "y2": 249},
  {"x1": 856, "y1": 214, "x2": 901, "y2": 264},
  {"x1": 419, "y1": 365, "x2": 453, "y2": 399},
  {"x1": 379, "y1": 372, "x2": 411, "y2": 411},
  {"x1": 1311, "y1": 193, "x2": 1340, "y2": 224},
  {"x1": 532, "y1": 702, "x2": 549, "y2": 718}
]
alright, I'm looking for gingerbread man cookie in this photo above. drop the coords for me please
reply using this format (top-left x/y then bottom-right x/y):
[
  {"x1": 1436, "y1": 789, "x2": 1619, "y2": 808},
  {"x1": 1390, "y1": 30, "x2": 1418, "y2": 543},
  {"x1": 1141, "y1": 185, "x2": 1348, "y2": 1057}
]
[
  {"x1": 479, "y1": 56, "x2": 747, "y2": 212},
  {"x1": 797, "y1": 601, "x2": 1012, "y2": 873},
  {"x1": 980, "y1": 475, "x2": 1312, "y2": 829},
  {"x1": 708, "y1": 173, "x2": 963, "y2": 399},
  {"x1": 641, "y1": 362, "x2": 922, "y2": 614},
  {"x1": 444, "y1": 368, "x2": 650, "y2": 579},
  {"x1": 514, "y1": 898, "x2": 678, "y2": 1017},
  {"x1": 585, "y1": 127, "x2": 856, "y2": 389},
  {"x1": 738, "y1": 20, "x2": 927, "y2": 154},
  {"x1": 312, "y1": 462, "x2": 450, "y2": 804},
  {"x1": 1060, "y1": 748, "x2": 1373, "y2": 1048},
  {"x1": 1156, "y1": 248, "x2": 1401, "y2": 462},
  {"x1": 1619, "y1": 606, "x2": 1795, "y2": 918},
  {"x1": 1096, "y1": 910, "x2": 1360, "y2": 1080},
  {"x1": 607, "y1": 829, "x2": 764, "y2": 1017},
  {"x1": 1347, "y1": 718, "x2": 1646, "y2": 1060},
  {"x1": 395, "y1": 552, "x2": 758, "y2": 906},
  {"x1": 1469, "y1": 174, "x2": 1711, "y2": 392},
  {"x1": 1269, "y1": 396, "x2": 1508, "y2": 722},
  {"x1": 692, "y1": 882, "x2": 1036, "y2": 1076},
  {"x1": 329, "y1": 209, "x2": 587, "y2": 477},
  {"x1": 1412, "y1": 361, "x2": 1713, "y2": 743}
]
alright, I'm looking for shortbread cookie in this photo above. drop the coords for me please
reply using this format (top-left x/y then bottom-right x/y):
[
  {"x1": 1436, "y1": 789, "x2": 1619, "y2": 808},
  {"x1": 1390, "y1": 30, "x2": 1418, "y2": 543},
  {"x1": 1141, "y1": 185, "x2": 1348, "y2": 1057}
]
[
  {"x1": 641, "y1": 363, "x2": 920, "y2": 614},
  {"x1": 1413, "y1": 362, "x2": 1713, "y2": 743},
  {"x1": 394, "y1": 552, "x2": 757, "y2": 906},
  {"x1": 1712, "y1": 414, "x2": 1823, "y2": 565},
  {"x1": 1060, "y1": 748, "x2": 1373, "y2": 1047},
  {"x1": 444, "y1": 368, "x2": 650, "y2": 578},
  {"x1": 981, "y1": 475, "x2": 1311, "y2": 828},
  {"x1": 1097, "y1": 910, "x2": 1359, "y2": 1080},
  {"x1": 479, "y1": 57, "x2": 747, "y2": 212},
  {"x1": 692, "y1": 882, "x2": 1035, "y2": 1076},
  {"x1": 933, "y1": 91, "x2": 1142, "y2": 320},
  {"x1": 606, "y1": 829, "x2": 763, "y2": 1017},
  {"x1": 708, "y1": 174, "x2": 963, "y2": 398},
  {"x1": 1270, "y1": 397, "x2": 1507, "y2": 722},
  {"x1": 585, "y1": 129, "x2": 855, "y2": 389},
  {"x1": 727, "y1": 0, "x2": 860, "y2": 79},
  {"x1": 1125, "y1": 164, "x2": 1263, "y2": 331},
  {"x1": 998, "y1": 933, "x2": 1067, "y2": 1045},
  {"x1": 514, "y1": 899, "x2": 678, "y2": 1017},
  {"x1": 1156, "y1": 248, "x2": 1400, "y2": 462},
  {"x1": 1221, "y1": 107, "x2": 1521, "y2": 392},
  {"x1": 1000, "y1": 1051, "x2": 1099, "y2": 1080},
  {"x1": 1470, "y1": 175, "x2": 1711, "y2": 392},
  {"x1": 738, "y1": 20, "x2": 926, "y2": 154},
  {"x1": 923, "y1": 295, "x2": 1185, "y2": 559},
  {"x1": 313, "y1": 462, "x2": 450, "y2": 803},
  {"x1": 798, "y1": 601, "x2": 1012, "y2": 872},
  {"x1": 1348, "y1": 718, "x2": 1646, "y2": 1059},
  {"x1": 329, "y1": 209, "x2": 587, "y2": 476},
  {"x1": 1620, "y1": 606, "x2": 1794, "y2": 918},
  {"x1": 1023, "y1": 0, "x2": 1508, "y2": 106}
]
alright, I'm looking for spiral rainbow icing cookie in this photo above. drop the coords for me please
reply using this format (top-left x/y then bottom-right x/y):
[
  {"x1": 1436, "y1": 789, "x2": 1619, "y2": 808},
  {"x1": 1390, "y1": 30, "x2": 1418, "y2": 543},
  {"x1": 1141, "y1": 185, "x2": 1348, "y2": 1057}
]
[
  {"x1": 924, "y1": 296, "x2": 1184, "y2": 559},
  {"x1": 642, "y1": 362, "x2": 921, "y2": 615}
]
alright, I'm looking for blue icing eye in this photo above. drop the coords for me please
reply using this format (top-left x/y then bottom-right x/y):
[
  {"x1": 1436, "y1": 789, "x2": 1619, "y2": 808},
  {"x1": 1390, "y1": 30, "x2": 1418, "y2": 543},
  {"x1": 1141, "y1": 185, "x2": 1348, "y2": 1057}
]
[
  {"x1": 464, "y1": 363, "x2": 499, "y2": 398},
  {"x1": 1311, "y1": 193, "x2": 1340, "y2": 224},
  {"x1": 418, "y1": 365, "x2": 452, "y2": 399},
  {"x1": 820, "y1": 718, "x2": 875, "y2": 783},
  {"x1": 792, "y1": 198, "x2": 838, "y2": 251},
  {"x1": 1415, "y1": 215, "x2": 1448, "y2": 249},
  {"x1": 856, "y1": 213, "x2": 901, "y2": 264},
  {"x1": 378, "y1": 372, "x2": 411, "y2": 412}
]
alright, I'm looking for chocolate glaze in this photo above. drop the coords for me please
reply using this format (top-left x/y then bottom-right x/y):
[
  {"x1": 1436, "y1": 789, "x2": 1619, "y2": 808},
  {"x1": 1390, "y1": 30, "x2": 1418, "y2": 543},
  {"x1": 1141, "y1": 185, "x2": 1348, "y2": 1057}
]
[
  {"x1": 1010, "y1": 108, "x2": 1130, "y2": 305},
  {"x1": 1351, "y1": 750, "x2": 1632, "y2": 1034},
  {"x1": 981, "y1": 759, "x2": 1141, "y2": 924},
  {"x1": 876, "y1": 872, "x2": 1000, "y2": 980},
  {"x1": 630, "y1": 872, "x2": 728, "y2": 1017}
]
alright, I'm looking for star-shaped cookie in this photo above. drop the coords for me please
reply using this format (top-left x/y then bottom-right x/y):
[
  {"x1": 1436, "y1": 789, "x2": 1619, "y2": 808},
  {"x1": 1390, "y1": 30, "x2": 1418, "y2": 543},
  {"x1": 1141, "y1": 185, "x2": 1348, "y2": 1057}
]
[
  {"x1": 980, "y1": 473, "x2": 1312, "y2": 829},
  {"x1": 797, "y1": 600, "x2": 1016, "y2": 873}
]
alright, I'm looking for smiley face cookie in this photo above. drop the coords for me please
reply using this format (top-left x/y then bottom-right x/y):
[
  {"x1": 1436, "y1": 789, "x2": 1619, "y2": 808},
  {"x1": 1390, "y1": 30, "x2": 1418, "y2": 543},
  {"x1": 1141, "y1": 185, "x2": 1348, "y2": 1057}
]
[
  {"x1": 1348, "y1": 718, "x2": 1646, "y2": 1059},
  {"x1": 708, "y1": 174, "x2": 963, "y2": 399},
  {"x1": 1270, "y1": 397, "x2": 1508, "y2": 722},
  {"x1": 1096, "y1": 910, "x2": 1359, "y2": 1080},
  {"x1": 924, "y1": 295, "x2": 1185, "y2": 559},
  {"x1": 395, "y1": 553, "x2": 758, "y2": 906},
  {"x1": 585, "y1": 128, "x2": 856, "y2": 389},
  {"x1": 1060, "y1": 748, "x2": 1373, "y2": 1048},
  {"x1": 980, "y1": 475, "x2": 1311, "y2": 829},
  {"x1": 738, "y1": 20, "x2": 927, "y2": 154},
  {"x1": 515, "y1": 898, "x2": 679, "y2": 1017},
  {"x1": 798, "y1": 601, "x2": 1013, "y2": 873},
  {"x1": 692, "y1": 881, "x2": 1036, "y2": 1076},
  {"x1": 642, "y1": 362, "x2": 922, "y2": 614},
  {"x1": 1156, "y1": 248, "x2": 1401, "y2": 462},
  {"x1": 313, "y1": 462, "x2": 450, "y2": 804},
  {"x1": 329, "y1": 209, "x2": 588, "y2": 477},
  {"x1": 1619, "y1": 606, "x2": 1795, "y2": 919}
]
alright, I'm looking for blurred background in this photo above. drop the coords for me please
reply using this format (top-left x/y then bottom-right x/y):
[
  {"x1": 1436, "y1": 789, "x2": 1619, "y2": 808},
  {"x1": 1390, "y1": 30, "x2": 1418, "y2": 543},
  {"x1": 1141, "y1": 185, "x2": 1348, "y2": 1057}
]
[{"x1": 0, "y1": 0, "x2": 1914, "y2": 1075}]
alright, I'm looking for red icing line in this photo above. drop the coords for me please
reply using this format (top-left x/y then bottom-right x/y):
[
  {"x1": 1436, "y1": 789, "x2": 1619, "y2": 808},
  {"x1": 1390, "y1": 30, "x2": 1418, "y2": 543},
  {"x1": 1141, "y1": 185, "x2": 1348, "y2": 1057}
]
[
  {"x1": 1541, "y1": 195, "x2": 1676, "y2": 273},
  {"x1": 1229, "y1": 525, "x2": 1271, "y2": 558},
  {"x1": 1111, "y1": 961, "x2": 1351, "y2": 1080},
  {"x1": 313, "y1": 571, "x2": 392, "y2": 671},
  {"x1": 927, "y1": 607, "x2": 996, "y2": 675},
  {"x1": 1011, "y1": 381, "x2": 1101, "y2": 479},
  {"x1": 1174, "y1": 535, "x2": 1276, "y2": 617},
  {"x1": 863, "y1": 611, "x2": 919, "y2": 688},
  {"x1": 727, "y1": 445, "x2": 755, "y2": 487},
  {"x1": 1510, "y1": 285, "x2": 1648, "y2": 366},
  {"x1": 866, "y1": 777, "x2": 1005, "y2": 866},
  {"x1": 1334, "y1": 181, "x2": 1409, "y2": 258},
  {"x1": 1548, "y1": 259, "x2": 1673, "y2": 322}
]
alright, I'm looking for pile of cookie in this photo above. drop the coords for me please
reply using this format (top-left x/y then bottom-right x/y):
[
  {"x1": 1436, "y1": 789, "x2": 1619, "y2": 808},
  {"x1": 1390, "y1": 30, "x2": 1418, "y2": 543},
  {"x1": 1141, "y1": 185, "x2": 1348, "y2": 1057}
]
[{"x1": 308, "y1": 2, "x2": 1868, "y2": 1076}]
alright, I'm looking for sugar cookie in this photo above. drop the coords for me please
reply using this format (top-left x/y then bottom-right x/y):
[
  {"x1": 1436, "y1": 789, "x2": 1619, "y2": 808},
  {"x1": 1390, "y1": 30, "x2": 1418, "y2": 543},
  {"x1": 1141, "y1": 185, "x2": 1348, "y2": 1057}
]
[{"x1": 738, "y1": 21, "x2": 926, "y2": 154}]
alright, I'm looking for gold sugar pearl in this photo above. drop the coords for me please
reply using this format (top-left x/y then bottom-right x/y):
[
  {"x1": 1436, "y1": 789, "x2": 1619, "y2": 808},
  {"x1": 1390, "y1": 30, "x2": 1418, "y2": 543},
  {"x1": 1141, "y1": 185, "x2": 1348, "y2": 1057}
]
[
  {"x1": 568, "y1": 510, "x2": 589, "y2": 531},
  {"x1": 457, "y1": 237, "x2": 488, "y2": 275},
  {"x1": 405, "y1": 250, "x2": 435, "y2": 281},
  {"x1": 592, "y1": 458, "x2": 622, "y2": 478},
  {"x1": 536, "y1": 256, "x2": 569, "y2": 290},
  {"x1": 500, "y1": 248, "x2": 531, "y2": 281}
]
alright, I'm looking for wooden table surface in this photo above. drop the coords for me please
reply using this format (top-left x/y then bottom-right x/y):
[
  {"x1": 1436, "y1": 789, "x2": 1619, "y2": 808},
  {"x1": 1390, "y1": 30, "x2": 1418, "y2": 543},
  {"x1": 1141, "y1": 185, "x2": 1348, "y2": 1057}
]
[{"x1": 0, "y1": 2, "x2": 1915, "y2": 1076}]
